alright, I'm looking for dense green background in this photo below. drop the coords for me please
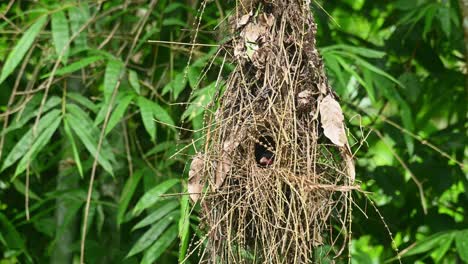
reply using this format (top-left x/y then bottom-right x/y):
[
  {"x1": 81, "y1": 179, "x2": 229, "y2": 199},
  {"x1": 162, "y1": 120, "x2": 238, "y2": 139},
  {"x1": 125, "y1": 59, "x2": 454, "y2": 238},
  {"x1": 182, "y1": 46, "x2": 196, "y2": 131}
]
[{"x1": 0, "y1": 0, "x2": 466, "y2": 263}]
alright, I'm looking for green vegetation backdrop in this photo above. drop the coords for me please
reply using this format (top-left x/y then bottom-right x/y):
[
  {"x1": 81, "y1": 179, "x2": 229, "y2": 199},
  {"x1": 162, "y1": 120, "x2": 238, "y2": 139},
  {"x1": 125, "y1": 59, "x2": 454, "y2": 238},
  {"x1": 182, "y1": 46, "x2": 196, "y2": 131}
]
[{"x1": 0, "y1": 0, "x2": 466, "y2": 263}]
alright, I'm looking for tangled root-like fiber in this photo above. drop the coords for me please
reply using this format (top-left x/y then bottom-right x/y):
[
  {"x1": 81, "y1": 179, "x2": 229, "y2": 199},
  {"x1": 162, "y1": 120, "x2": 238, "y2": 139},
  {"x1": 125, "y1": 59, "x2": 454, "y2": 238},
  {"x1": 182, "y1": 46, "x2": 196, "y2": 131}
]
[{"x1": 188, "y1": 0, "x2": 357, "y2": 263}]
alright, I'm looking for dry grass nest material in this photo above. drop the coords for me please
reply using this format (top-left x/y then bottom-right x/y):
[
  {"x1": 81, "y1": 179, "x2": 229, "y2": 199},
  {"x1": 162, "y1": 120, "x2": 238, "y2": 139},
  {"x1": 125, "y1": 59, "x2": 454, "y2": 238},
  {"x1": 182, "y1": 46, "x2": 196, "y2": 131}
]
[{"x1": 188, "y1": 0, "x2": 358, "y2": 262}]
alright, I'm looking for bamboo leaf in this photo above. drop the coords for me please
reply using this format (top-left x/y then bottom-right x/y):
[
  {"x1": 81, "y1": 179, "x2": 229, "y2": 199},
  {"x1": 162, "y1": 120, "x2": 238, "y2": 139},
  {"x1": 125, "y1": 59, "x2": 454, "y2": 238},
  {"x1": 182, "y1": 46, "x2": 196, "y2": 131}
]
[
  {"x1": 0, "y1": 16, "x2": 47, "y2": 84},
  {"x1": 1, "y1": 96, "x2": 61, "y2": 136},
  {"x1": 137, "y1": 97, "x2": 156, "y2": 142},
  {"x1": 14, "y1": 115, "x2": 62, "y2": 179},
  {"x1": 63, "y1": 117, "x2": 84, "y2": 177},
  {"x1": 128, "y1": 70, "x2": 141, "y2": 94},
  {"x1": 66, "y1": 92, "x2": 98, "y2": 113},
  {"x1": 132, "y1": 179, "x2": 180, "y2": 216},
  {"x1": 66, "y1": 104, "x2": 115, "y2": 176},
  {"x1": 152, "y1": 102, "x2": 175, "y2": 129},
  {"x1": 321, "y1": 44, "x2": 385, "y2": 59},
  {"x1": 41, "y1": 56, "x2": 103, "y2": 78},
  {"x1": 0, "y1": 213, "x2": 27, "y2": 252},
  {"x1": 178, "y1": 191, "x2": 190, "y2": 262},
  {"x1": 51, "y1": 10, "x2": 70, "y2": 64},
  {"x1": 133, "y1": 200, "x2": 179, "y2": 230},
  {"x1": 117, "y1": 170, "x2": 144, "y2": 225},
  {"x1": 68, "y1": 4, "x2": 89, "y2": 49},
  {"x1": 1, "y1": 109, "x2": 61, "y2": 172},
  {"x1": 401, "y1": 232, "x2": 454, "y2": 258},
  {"x1": 106, "y1": 94, "x2": 134, "y2": 135},
  {"x1": 141, "y1": 224, "x2": 178, "y2": 264},
  {"x1": 456, "y1": 230, "x2": 468, "y2": 262},
  {"x1": 127, "y1": 211, "x2": 179, "y2": 258},
  {"x1": 104, "y1": 60, "x2": 123, "y2": 102},
  {"x1": 162, "y1": 72, "x2": 186, "y2": 100}
]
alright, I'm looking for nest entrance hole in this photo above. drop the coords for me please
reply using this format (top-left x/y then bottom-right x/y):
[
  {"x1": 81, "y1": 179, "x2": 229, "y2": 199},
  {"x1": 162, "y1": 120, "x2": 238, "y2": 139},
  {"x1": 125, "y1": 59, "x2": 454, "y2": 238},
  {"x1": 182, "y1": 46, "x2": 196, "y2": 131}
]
[{"x1": 254, "y1": 134, "x2": 276, "y2": 167}]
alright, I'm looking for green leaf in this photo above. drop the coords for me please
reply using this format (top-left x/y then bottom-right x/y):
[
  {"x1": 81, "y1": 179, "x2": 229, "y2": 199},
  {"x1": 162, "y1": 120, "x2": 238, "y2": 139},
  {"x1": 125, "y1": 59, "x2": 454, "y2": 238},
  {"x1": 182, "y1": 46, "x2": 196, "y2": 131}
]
[
  {"x1": 127, "y1": 211, "x2": 179, "y2": 257},
  {"x1": 128, "y1": 70, "x2": 141, "y2": 94},
  {"x1": 117, "y1": 170, "x2": 144, "y2": 225},
  {"x1": 162, "y1": 72, "x2": 186, "y2": 100},
  {"x1": 0, "y1": 16, "x2": 47, "y2": 85},
  {"x1": 401, "y1": 232, "x2": 455, "y2": 258},
  {"x1": 1, "y1": 109, "x2": 61, "y2": 172},
  {"x1": 0, "y1": 213, "x2": 26, "y2": 253},
  {"x1": 66, "y1": 104, "x2": 115, "y2": 176},
  {"x1": 104, "y1": 60, "x2": 123, "y2": 102},
  {"x1": 430, "y1": 232, "x2": 454, "y2": 263},
  {"x1": 163, "y1": 3, "x2": 186, "y2": 13},
  {"x1": 51, "y1": 10, "x2": 70, "y2": 64},
  {"x1": 68, "y1": 4, "x2": 89, "y2": 49},
  {"x1": 152, "y1": 102, "x2": 175, "y2": 129},
  {"x1": 137, "y1": 97, "x2": 156, "y2": 142},
  {"x1": 182, "y1": 82, "x2": 217, "y2": 120},
  {"x1": 133, "y1": 200, "x2": 179, "y2": 230},
  {"x1": 12, "y1": 180, "x2": 41, "y2": 201},
  {"x1": 106, "y1": 94, "x2": 134, "y2": 135},
  {"x1": 321, "y1": 44, "x2": 385, "y2": 59},
  {"x1": 66, "y1": 92, "x2": 98, "y2": 113},
  {"x1": 41, "y1": 56, "x2": 103, "y2": 78},
  {"x1": 1, "y1": 96, "x2": 61, "y2": 136},
  {"x1": 437, "y1": 6, "x2": 451, "y2": 37},
  {"x1": 14, "y1": 115, "x2": 62, "y2": 178},
  {"x1": 141, "y1": 224, "x2": 178, "y2": 264},
  {"x1": 456, "y1": 230, "x2": 468, "y2": 262},
  {"x1": 63, "y1": 117, "x2": 84, "y2": 177},
  {"x1": 162, "y1": 18, "x2": 186, "y2": 27},
  {"x1": 178, "y1": 190, "x2": 190, "y2": 262},
  {"x1": 132, "y1": 179, "x2": 180, "y2": 216}
]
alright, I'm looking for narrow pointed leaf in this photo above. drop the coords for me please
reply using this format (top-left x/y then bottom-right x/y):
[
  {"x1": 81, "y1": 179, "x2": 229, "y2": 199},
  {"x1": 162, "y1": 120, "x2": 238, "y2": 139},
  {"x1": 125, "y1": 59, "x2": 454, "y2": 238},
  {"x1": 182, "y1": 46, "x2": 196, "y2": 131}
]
[
  {"x1": 1, "y1": 109, "x2": 61, "y2": 172},
  {"x1": 137, "y1": 97, "x2": 156, "y2": 142},
  {"x1": 117, "y1": 170, "x2": 143, "y2": 225},
  {"x1": 106, "y1": 94, "x2": 134, "y2": 135},
  {"x1": 41, "y1": 56, "x2": 103, "y2": 78},
  {"x1": 127, "y1": 212, "x2": 179, "y2": 258},
  {"x1": 0, "y1": 16, "x2": 47, "y2": 84},
  {"x1": 66, "y1": 104, "x2": 115, "y2": 176},
  {"x1": 132, "y1": 179, "x2": 180, "y2": 216},
  {"x1": 141, "y1": 225, "x2": 178, "y2": 264},
  {"x1": 51, "y1": 10, "x2": 70, "y2": 64},
  {"x1": 128, "y1": 70, "x2": 141, "y2": 94},
  {"x1": 63, "y1": 118, "x2": 84, "y2": 177},
  {"x1": 14, "y1": 116, "x2": 62, "y2": 178},
  {"x1": 152, "y1": 102, "x2": 175, "y2": 129},
  {"x1": 68, "y1": 4, "x2": 89, "y2": 48},
  {"x1": 178, "y1": 191, "x2": 190, "y2": 262},
  {"x1": 456, "y1": 230, "x2": 468, "y2": 262},
  {"x1": 133, "y1": 200, "x2": 179, "y2": 230},
  {"x1": 104, "y1": 60, "x2": 123, "y2": 102},
  {"x1": 127, "y1": 211, "x2": 179, "y2": 257}
]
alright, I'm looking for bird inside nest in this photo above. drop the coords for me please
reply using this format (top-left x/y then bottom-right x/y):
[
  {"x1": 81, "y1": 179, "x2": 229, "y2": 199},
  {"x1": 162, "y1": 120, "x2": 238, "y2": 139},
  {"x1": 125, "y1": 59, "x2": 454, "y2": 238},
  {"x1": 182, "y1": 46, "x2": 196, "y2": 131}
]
[{"x1": 254, "y1": 135, "x2": 275, "y2": 167}]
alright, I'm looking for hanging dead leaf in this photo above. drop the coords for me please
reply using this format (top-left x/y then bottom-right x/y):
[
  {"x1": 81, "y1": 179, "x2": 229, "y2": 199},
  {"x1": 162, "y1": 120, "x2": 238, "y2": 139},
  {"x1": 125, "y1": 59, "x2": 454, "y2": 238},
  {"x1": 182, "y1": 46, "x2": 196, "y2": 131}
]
[
  {"x1": 188, "y1": 153, "x2": 205, "y2": 203},
  {"x1": 318, "y1": 82, "x2": 327, "y2": 94},
  {"x1": 242, "y1": 23, "x2": 261, "y2": 42},
  {"x1": 237, "y1": 12, "x2": 252, "y2": 28},
  {"x1": 319, "y1": 95, "x2": 348, "y2": 147},
  {"x1": 298, "y1": 90, "x2": 313, "y2": 107},
  {"x1": 215, "y1": 154, "x2": 232, "y2": 189}
]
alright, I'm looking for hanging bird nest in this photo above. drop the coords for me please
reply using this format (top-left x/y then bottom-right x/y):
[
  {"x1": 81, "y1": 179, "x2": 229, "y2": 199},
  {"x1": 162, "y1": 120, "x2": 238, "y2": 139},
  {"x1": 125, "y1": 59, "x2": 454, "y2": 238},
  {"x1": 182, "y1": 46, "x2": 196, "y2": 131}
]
[{"x1": 188, "y1": 0, "x2": 357, "y2": 263}]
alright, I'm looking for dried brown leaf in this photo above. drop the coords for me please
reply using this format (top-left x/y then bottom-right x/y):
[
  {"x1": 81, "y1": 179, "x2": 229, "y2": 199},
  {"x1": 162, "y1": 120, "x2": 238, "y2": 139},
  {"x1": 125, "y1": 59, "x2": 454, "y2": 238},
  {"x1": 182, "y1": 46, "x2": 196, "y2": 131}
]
[
  {"x1": 319, "y1": 95, "x2": 348, "y2": 147},
  {"x1": 188, "y1": 153, "x2": 204, "y2": 203},
  {"x1": 237, "y1": 12, "x2": 252, "y2": 28},
  {"x1": 215, "y1": 155, "x2": 231, "y2": 189}
]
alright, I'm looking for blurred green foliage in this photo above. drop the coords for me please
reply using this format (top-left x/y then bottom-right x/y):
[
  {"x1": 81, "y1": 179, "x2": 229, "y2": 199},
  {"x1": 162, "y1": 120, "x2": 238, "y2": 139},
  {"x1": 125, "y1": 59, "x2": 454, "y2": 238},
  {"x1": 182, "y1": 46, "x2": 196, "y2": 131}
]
[{"x1": 0, "y1": 0, "x2": 466, "y2": 263}]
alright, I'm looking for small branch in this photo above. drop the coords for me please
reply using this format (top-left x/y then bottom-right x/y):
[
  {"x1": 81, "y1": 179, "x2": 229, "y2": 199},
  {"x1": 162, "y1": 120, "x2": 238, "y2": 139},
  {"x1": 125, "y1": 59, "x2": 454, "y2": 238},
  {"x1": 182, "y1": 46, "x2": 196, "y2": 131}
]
[{"x1": 374, "y1": 130, "x2": 428, "y2": 215}]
